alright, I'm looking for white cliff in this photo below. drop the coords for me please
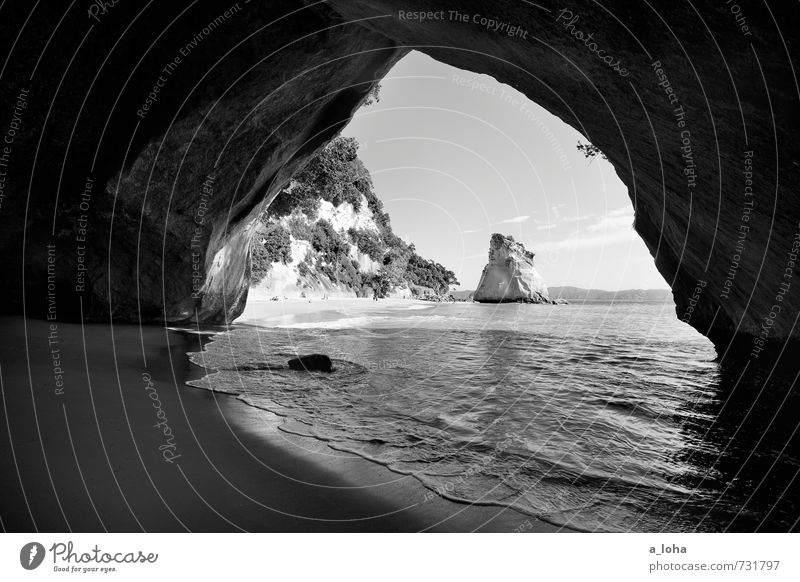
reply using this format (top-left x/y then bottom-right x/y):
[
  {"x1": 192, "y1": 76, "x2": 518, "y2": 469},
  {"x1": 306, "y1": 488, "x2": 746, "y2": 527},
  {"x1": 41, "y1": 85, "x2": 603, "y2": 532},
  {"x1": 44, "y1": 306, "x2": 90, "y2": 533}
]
[{"x1": 473, "y1": 234, "x2": 551, "y2": 303}]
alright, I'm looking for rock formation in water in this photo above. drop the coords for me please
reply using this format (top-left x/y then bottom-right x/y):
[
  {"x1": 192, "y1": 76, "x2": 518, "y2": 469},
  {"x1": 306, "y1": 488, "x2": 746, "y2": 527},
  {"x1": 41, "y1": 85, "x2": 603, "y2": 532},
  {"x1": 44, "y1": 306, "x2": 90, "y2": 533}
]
[
  {"x1": 288, "y1": 354, "x2": 334, "y2": 373},
  {"x1": 473, "y1": 234, "x2": 550, "y2": 303},
  {"x1": 1, "y1": 1, "x2": 799, "y2": 361}
]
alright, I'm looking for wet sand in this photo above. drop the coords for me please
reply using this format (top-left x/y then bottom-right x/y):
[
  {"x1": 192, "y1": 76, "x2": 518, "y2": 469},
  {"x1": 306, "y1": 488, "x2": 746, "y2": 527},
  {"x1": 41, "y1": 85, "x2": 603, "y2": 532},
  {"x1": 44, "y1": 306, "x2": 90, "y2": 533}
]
[{"x1": 0, "y1": 312, "x2": 560, "y2": 532}]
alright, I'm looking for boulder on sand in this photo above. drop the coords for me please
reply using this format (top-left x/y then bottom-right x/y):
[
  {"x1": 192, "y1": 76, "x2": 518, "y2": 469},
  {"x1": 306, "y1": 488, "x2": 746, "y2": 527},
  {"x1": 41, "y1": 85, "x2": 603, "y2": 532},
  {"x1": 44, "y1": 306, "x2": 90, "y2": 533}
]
[{"x1": 288, "y1": 354, "x2": 334, "y2": 372}]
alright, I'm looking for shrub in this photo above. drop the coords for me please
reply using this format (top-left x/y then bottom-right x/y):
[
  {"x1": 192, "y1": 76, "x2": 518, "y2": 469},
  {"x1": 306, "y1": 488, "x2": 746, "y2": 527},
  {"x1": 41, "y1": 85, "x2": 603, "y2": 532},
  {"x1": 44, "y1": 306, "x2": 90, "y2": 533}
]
[
  {"x1": 576, "y1": 140, "x2": 607, "y2": 162},
  {"x1": 369, "y1": 271, "x2": 391, "y2": 298},
  {"x1": 362, "y1": 82, "x2": 381, "y2": 107},
  {"x1": 262, "y1": 137, "x2": 386, "y2": 220},
  {"x1": 262, "y1": 223, "x2": 292, "y2": 264},
  {"x1": 348, "y1": 227, "x2": 384, "y2": 261},
  {"x1": 269, "y1": 182, "x2": 321, "y2": 218},
  {"x1": 250, "y1": 242, "x2": 272, "y2": 284},
  {"x1": 297, "y1": 260, "x2": 310, "y2": 278},
  {"x1": 295, "y1": 136, "x2": 367, "y2": 211},
  {"x1": 334, "y1": 259, "x2": 361, "y2": 288},
  {"x1": 405, "y1": 253, "x2": 459, "y2": 295},
  {"x1": 381, "y1": 231, "x2": 409, "y2": 254},
  {"x1": 254, "y1": 134, "x2": 461, "y2": 298},
  {"x1": 311, "y1": 220, "x2": 331, "y2": 253},
  {"x1": 285, "y1": 211, "x2": 314, "y2": 241},
  {"x1": 380, "y1": 248, "x2": 409, "y2": 287}
]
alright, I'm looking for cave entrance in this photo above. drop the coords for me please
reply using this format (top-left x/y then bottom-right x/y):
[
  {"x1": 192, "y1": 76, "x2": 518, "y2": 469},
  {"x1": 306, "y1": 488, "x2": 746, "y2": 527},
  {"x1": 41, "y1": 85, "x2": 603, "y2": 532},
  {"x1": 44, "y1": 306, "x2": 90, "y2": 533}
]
[
  {"x1": 241, "y1": 51, "x2": 684, "y2": 323},
  {"x1": 175, "y1": 30, "x2": 741, "y2": 532},
  {"x1": 227, "y1": 52, "x2": 733, "y2": 535}
]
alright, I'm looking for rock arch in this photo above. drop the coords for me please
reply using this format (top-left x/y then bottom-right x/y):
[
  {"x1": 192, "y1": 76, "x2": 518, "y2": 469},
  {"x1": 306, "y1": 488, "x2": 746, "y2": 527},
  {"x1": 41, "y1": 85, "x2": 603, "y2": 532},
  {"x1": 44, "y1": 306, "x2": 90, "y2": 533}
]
[{"x1": 0, "y1": 0, "x2": 797, "y2": 360}]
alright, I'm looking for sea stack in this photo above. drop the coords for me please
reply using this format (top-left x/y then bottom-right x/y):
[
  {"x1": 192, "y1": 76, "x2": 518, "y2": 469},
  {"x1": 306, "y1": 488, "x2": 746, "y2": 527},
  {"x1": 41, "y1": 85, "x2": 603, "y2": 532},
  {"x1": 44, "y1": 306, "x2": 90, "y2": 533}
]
[{"x1": 473, "y1": 234, "x2": 550, "y2": 303}]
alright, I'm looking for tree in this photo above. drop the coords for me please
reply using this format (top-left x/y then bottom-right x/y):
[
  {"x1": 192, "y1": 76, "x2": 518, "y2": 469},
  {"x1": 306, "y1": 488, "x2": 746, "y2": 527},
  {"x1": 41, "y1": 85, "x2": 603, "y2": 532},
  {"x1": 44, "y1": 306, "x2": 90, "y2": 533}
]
[
  {"x1": 250, "y1": 243, "x2": 272, "y2": 284},
  {"x1": 311, "y1": 219, "x2": 347, "y2": 257},
  {"x1": 256, "y1": 134, "x2": 461, "y2": 298},
  {"x1": 348, "y1": 227, "x2": 384, "y2": 261},
  {"x1": 405, "y1": 253, "x2": 459, "y2": 294},
  {"x1": 295, "y1": 136, "x2": 367, "y2": 210},
  {"x1": 262, "y1": 223, "x2": 292, "y2": 264}
]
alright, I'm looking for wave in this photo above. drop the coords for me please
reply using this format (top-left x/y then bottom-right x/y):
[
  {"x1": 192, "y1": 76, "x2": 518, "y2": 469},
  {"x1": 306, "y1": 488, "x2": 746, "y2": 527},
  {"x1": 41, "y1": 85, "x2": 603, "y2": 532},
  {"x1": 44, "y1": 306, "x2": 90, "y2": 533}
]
[{"x1": 184, "y1": 303, "x2": 743, "y2": 532}]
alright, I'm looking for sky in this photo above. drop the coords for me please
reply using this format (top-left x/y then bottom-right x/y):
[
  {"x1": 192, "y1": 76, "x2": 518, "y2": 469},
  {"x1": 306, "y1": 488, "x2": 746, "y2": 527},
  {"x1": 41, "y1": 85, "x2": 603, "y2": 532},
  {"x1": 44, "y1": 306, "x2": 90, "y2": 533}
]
[{"x1": 341, "y1": 51, "x2": 668, "y2": 291}]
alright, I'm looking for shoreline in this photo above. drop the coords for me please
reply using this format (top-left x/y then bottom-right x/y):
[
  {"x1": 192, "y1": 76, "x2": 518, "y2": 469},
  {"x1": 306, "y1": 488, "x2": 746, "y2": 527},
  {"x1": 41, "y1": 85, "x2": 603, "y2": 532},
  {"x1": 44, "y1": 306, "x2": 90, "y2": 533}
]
[{"x1": 0, "y1": 314, "x2": 562, "y2": 532}]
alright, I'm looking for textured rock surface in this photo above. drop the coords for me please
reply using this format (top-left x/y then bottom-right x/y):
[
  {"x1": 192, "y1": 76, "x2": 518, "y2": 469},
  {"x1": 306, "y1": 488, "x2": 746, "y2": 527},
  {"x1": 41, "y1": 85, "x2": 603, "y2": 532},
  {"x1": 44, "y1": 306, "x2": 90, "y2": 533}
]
[
  {"x1": 1, "y1": 0, "x2": 799, "y2": 359},
  {"x1": 288, "y1": 354, "x2": 334, "y2": 373},
  {"x1": 474, "y1": 234, "x2": 549, "y2": 303},
  {"x1": 0, "y1": 1, "x2": 404, "y2": 324}
]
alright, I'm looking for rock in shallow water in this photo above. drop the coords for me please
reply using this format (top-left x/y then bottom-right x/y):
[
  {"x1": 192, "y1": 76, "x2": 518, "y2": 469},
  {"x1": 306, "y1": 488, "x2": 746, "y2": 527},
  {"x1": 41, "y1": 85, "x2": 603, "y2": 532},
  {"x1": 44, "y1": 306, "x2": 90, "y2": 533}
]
[
  {"x1": 473, "y1": 234, "x2": 550, "y2": 304},
  {"x1": 288, "y1": 354, "x2": 334, "y2": 373}
]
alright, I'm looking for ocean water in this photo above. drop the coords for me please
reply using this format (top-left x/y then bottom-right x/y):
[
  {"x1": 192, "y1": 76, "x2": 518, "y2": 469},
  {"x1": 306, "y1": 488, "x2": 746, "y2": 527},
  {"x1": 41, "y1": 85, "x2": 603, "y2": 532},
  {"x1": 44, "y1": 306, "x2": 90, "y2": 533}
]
[{"x1": 187, "y1": 301, "x2": 800, "y2": 532}]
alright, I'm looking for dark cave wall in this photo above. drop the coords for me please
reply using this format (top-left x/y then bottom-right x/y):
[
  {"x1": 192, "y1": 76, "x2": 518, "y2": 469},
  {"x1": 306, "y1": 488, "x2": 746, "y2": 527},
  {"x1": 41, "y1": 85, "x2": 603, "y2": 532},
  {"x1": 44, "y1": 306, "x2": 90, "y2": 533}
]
[
  {"x1": 0, "y1": 0, "x2": 405, "y2": 323},
  {"x1": 0, "y1": 0, "x2": 798, "y2": 359}
]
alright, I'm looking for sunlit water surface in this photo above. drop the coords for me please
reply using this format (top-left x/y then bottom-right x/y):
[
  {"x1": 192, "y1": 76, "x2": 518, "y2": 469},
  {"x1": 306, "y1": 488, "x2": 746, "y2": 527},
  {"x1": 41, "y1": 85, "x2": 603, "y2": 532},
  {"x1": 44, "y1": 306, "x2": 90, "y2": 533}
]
[{"x1": 188, "y1": 301, "x2": 799, "y2": 532}]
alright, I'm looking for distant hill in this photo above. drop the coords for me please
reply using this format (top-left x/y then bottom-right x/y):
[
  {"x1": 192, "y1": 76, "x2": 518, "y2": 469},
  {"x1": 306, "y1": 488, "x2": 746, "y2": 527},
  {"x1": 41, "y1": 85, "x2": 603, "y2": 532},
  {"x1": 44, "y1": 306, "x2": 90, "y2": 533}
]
[
  {"x1": 548, "y1": 286, "x2": 673, "y2": 303},
  {"x1": 450, "y1": 287, "x2": 672, "y2": 303}
]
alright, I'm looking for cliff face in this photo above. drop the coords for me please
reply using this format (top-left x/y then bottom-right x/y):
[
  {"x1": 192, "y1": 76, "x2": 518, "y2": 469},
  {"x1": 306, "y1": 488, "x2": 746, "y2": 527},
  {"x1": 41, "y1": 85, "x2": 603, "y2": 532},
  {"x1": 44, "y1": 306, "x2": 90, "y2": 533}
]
[
  {"x1": 249, "y1": 197, "x2": 411, "y2": 300},
  {"x1": 473, "y1": 235, "x2": 549, "y2": 303},
  {"x1": 2, "y1": 0, "x2": 799, "y2": 360}
]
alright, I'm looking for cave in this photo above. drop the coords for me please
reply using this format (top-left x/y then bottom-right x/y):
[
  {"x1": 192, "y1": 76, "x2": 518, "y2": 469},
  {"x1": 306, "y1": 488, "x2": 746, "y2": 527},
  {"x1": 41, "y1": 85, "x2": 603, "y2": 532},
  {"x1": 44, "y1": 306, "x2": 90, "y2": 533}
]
[{"x1": 1, "y1": 0, "x2": 798, "y2": 365}]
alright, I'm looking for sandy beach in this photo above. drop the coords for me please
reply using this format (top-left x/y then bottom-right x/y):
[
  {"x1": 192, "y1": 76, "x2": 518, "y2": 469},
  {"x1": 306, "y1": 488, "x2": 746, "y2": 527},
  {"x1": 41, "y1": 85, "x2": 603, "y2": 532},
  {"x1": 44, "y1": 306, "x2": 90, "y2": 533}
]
[
  {"x1": 0, "y1": 306, "x2": 559, "y2": 532},
  {"x1": 235, "y1": 296, "x2": 422, "y2": 326}
]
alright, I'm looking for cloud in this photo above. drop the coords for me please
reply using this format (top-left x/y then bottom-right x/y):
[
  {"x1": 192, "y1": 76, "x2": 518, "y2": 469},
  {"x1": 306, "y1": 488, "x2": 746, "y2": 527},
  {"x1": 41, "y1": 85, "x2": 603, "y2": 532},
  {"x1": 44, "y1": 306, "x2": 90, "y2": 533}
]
[
  {"x1": 536, "y1": 229, "x2": 639, "y2": 251},
  {"x1": 461, "y1": 228, "x2": 483, "y2": 234},
  {"x1": 536, "y1": 224, "x2": 558, "y2": 230},
  {"x1": 499, "y1": 215, "x2": 531, "y2": 224},
  {"x1": 462, "y1": 251, "x2": 489, "y2": 259},
  {"x1": 587, "y1": 205, "x2": 634, "y2": 232},
  {"x1": 562, "y1": 214, "x2": 594, "y2": 222},
  {"x1": 535, "y1": 206, "x2": 638, "y2": 251}
]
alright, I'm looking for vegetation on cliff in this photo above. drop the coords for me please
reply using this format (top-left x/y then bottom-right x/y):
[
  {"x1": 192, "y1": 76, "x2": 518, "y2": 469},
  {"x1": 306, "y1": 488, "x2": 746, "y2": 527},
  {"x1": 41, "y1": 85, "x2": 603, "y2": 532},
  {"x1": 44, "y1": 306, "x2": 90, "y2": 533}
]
[{"x1": 252, "y1": 136, "x2": 458, "y2": 297}]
